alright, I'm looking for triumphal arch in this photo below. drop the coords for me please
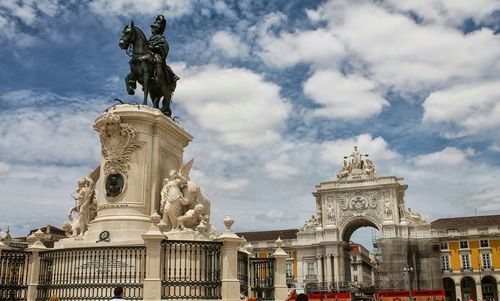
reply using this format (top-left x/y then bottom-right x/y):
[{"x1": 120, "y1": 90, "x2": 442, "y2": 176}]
[{"x1": 295, "y1": 147, "x2": 442, "y2": 291}]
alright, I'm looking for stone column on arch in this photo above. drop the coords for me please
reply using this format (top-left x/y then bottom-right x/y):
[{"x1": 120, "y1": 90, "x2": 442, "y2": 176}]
[
  {"x1": 317, "y1": 255, "x2": 324, "y2": 283},
  {"x1": 297, "y1": 257, "x2": 304, "y2": 289},
  {"x1": 325, "y1": 254, "x2": 333, "y2": 284},
  {"x1": 333, "y1": 254, "x2": 340, "y2": 285}
]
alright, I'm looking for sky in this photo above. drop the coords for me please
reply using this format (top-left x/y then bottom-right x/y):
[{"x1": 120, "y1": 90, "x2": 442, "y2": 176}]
[{"x1": 0, "y1": 0, "x2": 499, "y2": 249}]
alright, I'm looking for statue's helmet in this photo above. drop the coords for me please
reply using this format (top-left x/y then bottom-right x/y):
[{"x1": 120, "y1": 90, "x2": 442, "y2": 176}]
[{"x1": 151, "y1": 15, "x2": 166, "y2": 33}]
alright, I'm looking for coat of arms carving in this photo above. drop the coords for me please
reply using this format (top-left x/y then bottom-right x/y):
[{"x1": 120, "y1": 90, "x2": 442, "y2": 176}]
[{"x1": 94, "y1": 113, "x2": 142, "y2": 176}]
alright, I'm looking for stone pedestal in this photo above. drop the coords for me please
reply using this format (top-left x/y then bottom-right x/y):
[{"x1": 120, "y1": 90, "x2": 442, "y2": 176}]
[
  {"x1": 215, "y1": 216, "x2": 244, "y2": 301},
  {"x1": 57, "y1": 105, "x2": 192, "y2": 247},
  {"x1": 26, "y1": 232, "x2": 47, "y2": 301},
  {"x1": 273, "y1": 241, "x2": 289, "y2": 301},
  {"x1": 142, "y1": 214, "x2": 165, "y2": 301}
]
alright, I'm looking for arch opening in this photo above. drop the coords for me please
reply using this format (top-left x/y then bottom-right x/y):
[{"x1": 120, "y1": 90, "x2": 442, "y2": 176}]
[
  {"x1": 481, "y1": 275, "x2": 498, "y2": 301},
  {"x1": 461, "y1": 276, "x2": 476, "y2": 301},
  {"x1": 443, "y1": 277, "x2": 456, "y2": 301},
  {"x1": 340, "y1": 217, "x2": 381, "y2": 289}
]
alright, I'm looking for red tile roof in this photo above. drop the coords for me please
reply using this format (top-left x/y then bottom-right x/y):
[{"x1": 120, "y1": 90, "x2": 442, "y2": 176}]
[
  {"x1": 431, "y1": 215, "x2": 500, "y2": 230},
  {"x1": 236, "y1": 229, "x2": 299, "y2": 242}
]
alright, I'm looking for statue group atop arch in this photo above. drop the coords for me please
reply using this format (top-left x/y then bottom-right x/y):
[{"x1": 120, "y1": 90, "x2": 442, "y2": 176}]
[{"x1": 337, "y1": 146, "x2": 376, "y2": 180}]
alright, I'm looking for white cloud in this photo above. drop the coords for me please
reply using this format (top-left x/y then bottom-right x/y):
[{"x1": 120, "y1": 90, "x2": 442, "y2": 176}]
[
  {"x1": 88, "y1": 0, "x2": 194, "y2": 19},
  {"x1": 259, "y1": 1, "x2": 500, "y2": 95},
  {"x1": 422, "y1": 80, "x2": 500, "y2": 137},
  {"x1": 304, "y1": 71, "x2": 389, "y2": 121},
  {"x1": 258, "y1": 27, "x2": 345, "y2": 68},
  {"x1": 211, "y1": 31, "x2": 249, "y2": 58},
  {"x1": 384, "y1": 0, "x2": 500, "y2": 27},
  {"x1": 190, "y1": 169, "x2": 249, "y2": 199},
  {"x1": 0, "y1": 0, "x2": 65, "y2": 47},
  {"x1": 175, "y1": 65, "x2": 290, "y2": 147},
  {"x1": 256, "y1": 209, "x2": 298, "y2": 223},
  {"x1": 491, "y1": 143, "x2": 500, "y2": 153},
  {"x1": 413, "y1": 147, "x2": 469, "y2": 167},
  {"x1": 263, "y1": 154, "x2": 298, "y2": 180},
  {"x1": 331, "y1": 3, "x2": 500, "y2": 91},
  {"x1": 0, "y1": 90, "x2": 102, "y2": 165},
  {"x1": 0, "y1": 161, "x2": 10, "y2": 175}
]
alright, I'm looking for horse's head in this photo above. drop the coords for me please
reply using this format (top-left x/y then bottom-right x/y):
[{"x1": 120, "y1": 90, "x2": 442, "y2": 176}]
[{"x1": 119, "y1": 21, "x2": 135, "y2": 49}]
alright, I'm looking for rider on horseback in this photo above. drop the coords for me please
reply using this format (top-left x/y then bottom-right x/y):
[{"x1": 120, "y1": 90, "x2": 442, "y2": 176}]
[{"x1": 149, "y1": 15, "x2": 179, "y2": 90}]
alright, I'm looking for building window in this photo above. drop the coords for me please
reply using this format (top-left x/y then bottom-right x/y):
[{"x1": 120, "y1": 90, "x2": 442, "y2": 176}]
[
  {"x1": 441, "y1": 255, "x2": 450, "y2": 271},
  {"x1": 285, "y1": 263, "x2": 293, "y2": 278},
  {"x1": 352, "y1": 255, "x2": 357, "y2": 262},
  {"x1": 353, "y1": 265, "x2": 357, "y2": 271},
  {"x1": 459, "y1": 241, "x2": 469, "y2": 249},
  {"x1": 481, "y1": 253, "x2": 492, "y2": 269},
  {"x1": 307, "y1": 262, "x2": 316, "y2": 278},
  {"x1": 353, "y1": 275, "x2": 358, "y2": 282},
  {"x1": 480, "y1": 240, "x2": 489, "y2": 248},
  {"x1": 461, "y1": 254, "x2": 471, "y2": 270},
  {"x1": 440, "y1": 242, "x2": 449, "y2": 250}
]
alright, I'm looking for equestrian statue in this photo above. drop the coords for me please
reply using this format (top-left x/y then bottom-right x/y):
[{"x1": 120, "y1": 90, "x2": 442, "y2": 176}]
[{"x1": 119, "y1": 15, "x2": 179, "y2": 117}]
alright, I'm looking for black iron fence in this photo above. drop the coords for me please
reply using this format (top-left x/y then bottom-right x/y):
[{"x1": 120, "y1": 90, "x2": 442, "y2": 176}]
[
  {"x1": 36, "y1": 246, "x2": 146, "y2": 301},
  {"x1": 0, "y1": 249, "x2": 31, "y2": 301},
  {"x1": 237, "y1": 251, "x2": 249, "y2": 294},
  {"x1": 250, "y1": 257, "x2": 274, "y2": 301},
  {"x1": 160, "y1": 240, "x2": 222, "y2": 299}
]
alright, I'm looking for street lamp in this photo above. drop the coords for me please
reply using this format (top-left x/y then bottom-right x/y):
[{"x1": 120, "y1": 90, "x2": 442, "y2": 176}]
[{"x1": 403, "y1": 266, "x2": 414, "y2": 301}]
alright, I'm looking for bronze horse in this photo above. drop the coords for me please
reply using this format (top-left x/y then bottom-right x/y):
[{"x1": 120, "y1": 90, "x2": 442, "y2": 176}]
[{"x1": 119, "y1": 22, "x2": 177, "y2": 117}]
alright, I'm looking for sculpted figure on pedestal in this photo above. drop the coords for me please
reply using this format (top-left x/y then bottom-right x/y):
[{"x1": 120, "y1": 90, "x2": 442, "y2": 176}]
[
  {"x1": 349, "y1": 146, "x2": 362, "y2": 169},
  {"x1": 160, "y1": 159, "x2": 213, "y2": 233},
  {"x1": 301, "y1": 215, "x2": 319, "y2": 231},
  {"x1": 384, "y1": 200, "x2": 393, "y2": 220},
  {"x1": 119, "y1": 15, "x2": 179, "y2": 117},
  {"x1": 364, "y1": 159, "x2": 376, "y2": 177},
  {"x1": 63, "y1": 177, "x2": 97, "y2": 238},
  {"x1": 160, "y1": 170, "x2": 189, "y2": 230},
  {"x1": 327, "y1": 204, "x2": 335, "y2": 223},
  {"x1": 337, "y1": 160, "x2": 350, "y2": 180},
  {"x1": 178, "y1": 204, "x2": 204, "y2": 230},
  {"x1": 405, "y1": 208, "x2": 427, "y2": 224}
]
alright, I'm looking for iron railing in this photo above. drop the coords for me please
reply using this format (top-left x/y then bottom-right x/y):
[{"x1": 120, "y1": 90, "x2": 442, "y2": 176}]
[
  {"x1": 250, "y1": 257, "x2": 274, "y2": 301},
  {"x1": 160, "y1": 240, "x2": 222, "y2": 299},
  {"x1": 305, "y1": 281, "x2": 353, "y2": 293},
  {"x1": 0, "y1": 249, "x2": 31, "y2": 301},
  {"x1": 237, "y1": 251, "x2": 249, "y2": 294},
  {"x1": 36, "y1": 246, "x2": 146, "y2": 301}
]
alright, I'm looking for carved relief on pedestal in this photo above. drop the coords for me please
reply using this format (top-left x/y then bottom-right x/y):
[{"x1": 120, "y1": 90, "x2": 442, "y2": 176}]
[
  {"x1": 94, "y1": 113, "x2": 142, "y2": 200},
  {"x1": 94, "y1": 113, "x2": 142, "y2": 176}
]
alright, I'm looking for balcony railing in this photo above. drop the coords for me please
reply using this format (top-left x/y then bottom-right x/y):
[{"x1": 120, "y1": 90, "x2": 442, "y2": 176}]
[{"x1": 305, "y1": 274, "x2": 317, "y2": 280}]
